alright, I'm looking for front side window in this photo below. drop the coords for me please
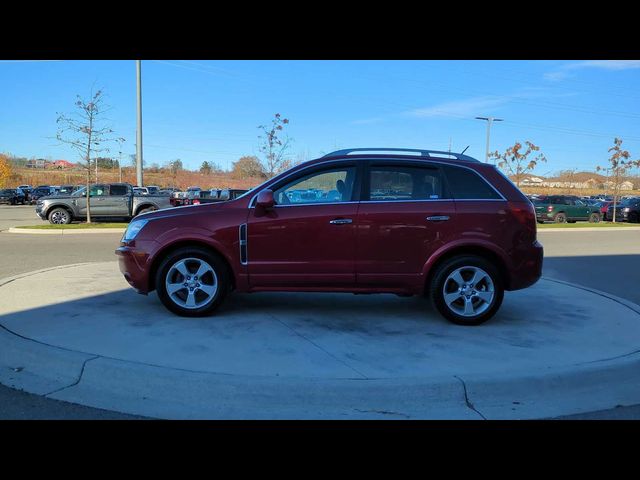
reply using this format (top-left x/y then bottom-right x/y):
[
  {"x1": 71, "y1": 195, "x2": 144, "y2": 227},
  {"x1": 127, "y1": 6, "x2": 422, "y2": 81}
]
[
  {"x1": 273, "y1": 166, "x2": 356, "y2": 205},
  {"x1": 369, "y1": 165, "x2": 445, "y2": 201},
  {"x1": 89, "y1": 185, "x2": 108, "y2": 197}
]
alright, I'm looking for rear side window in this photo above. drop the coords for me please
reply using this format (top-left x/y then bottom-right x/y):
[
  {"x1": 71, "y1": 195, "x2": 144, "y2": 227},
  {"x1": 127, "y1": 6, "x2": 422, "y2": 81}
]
[
  {"x1": 110, "y1": 185, "x2": 129, "y2": 196},
  {"x1": 442, "y1": 166, "x2": 502, "y2": 200},
  {"x1": 369, "y1": 165, "x2": 445, "y2": 201}
]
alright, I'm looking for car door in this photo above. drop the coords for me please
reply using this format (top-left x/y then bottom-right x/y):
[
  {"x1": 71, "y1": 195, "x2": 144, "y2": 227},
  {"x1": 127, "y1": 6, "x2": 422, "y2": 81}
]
[
  {"x1": 355, "y1": 161, "x2": 457, "y2": 291},
  {"x1": 75, "y1": 184, "x2": 109, "y2": 215},
  {"x1": 246, "y1": 162, "x2": 361, "y2": 288},
  {"x1": 104, "y1": 184, "x2": 132, "y2": 216},
  {"x1": 572, "y1": 198, "x2": 591, "y2": 219}
]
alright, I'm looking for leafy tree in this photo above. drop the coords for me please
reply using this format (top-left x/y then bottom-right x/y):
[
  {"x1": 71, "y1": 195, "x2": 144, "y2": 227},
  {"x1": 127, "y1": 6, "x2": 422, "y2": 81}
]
[
  {"x1": 55, "y1": 88, "x2": 123, "y2": 223},
  {"x1": 232, "y1": 155, "x2": 266, "y2": 179},
  {"x1": 200, "y1": 161, "x2": 212, "y2": 174},
  {"x1": 258, "y1": 113, "x2": 292, "y2": 178},
  {"x1": 0, "y1": 153, "x2": 12, "y2": 187},
  {"x1": 596, "y1": 138, "x2": 639, "y2": 222},
  {"x1": 489, "y1": 141, "x2": 547, "y2": 187},
  {"x1": 169, "y1": 159, "x2": 183, "y2": 172}
]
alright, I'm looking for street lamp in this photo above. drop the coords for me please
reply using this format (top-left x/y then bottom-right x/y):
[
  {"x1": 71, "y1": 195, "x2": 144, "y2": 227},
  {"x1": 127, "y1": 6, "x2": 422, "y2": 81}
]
[{"x1": 475, "y1": 116, "x2": 503, "y2": 163}]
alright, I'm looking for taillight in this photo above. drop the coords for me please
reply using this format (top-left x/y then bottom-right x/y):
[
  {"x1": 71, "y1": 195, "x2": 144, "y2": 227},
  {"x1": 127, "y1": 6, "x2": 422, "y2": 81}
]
[
  {"x1": 509, "y1": 201, "x2": 537, "y2": 241},
  {"x1": 193, "y1": 199, "x2": 200, "y2": 205},
  {"x1": 547, "y1": 205, "x2": 553, "y2": 212}
]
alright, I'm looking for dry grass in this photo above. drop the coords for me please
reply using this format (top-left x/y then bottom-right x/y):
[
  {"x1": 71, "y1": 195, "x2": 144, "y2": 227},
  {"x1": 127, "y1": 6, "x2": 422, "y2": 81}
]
[{"x1": 10, "y1": 167, "x2": 265, "y2": 190}]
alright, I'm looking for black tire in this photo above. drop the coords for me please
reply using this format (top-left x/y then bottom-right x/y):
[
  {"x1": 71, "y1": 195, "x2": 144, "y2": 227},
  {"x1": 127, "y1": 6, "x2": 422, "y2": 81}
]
[
  {"x1": 48, "y1": 207, "x2": 72, "y2": 224},
  {"x1": 588, "y1": 212, "x2": 601, "y2": 223},
  {"x1": 430, "y1": 255, "x2": 504, "y2": 326},
  {"x1": 136, "y1": 206, "x2": 157, "y2": 216},
  {"x1": 155, "y1": 246, "x2": 230, "y2": 317},
  {"x1": 554, "y1": 212, "x2": 567, "y2": 223}
]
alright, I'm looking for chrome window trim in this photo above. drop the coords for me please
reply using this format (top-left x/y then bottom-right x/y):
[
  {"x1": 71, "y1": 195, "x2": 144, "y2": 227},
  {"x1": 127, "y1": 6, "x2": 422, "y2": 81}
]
[{"x1": 247, "y1": 157, "x2": 507, "y2": 208}]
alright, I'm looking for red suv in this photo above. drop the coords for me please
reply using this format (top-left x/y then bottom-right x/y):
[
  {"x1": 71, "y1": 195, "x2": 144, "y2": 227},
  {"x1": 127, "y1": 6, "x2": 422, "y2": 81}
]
[{"x1": 116, "y1": 148, "x2": 543, "y2": 325}]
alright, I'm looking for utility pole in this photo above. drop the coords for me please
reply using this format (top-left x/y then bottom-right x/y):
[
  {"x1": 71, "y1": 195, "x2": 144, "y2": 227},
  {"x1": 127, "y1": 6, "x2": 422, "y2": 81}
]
[
  {"x1": 475, "y1": 116, "x2": 503, "y2": 163},
  {"x1": 136, "y1": 60, "x2": 144, "y2": 187}
]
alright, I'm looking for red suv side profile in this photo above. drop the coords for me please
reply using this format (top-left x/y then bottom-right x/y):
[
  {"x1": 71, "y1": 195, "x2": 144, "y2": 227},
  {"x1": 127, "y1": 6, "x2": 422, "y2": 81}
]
[{"x1": 116, "y1": 148, "x2": 543, "y2": 325}]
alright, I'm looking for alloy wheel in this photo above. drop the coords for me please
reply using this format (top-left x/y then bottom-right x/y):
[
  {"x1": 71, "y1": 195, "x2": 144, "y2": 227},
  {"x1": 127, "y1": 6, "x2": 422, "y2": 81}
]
[
  {"x1": 165, "y1": 257, "x2": 218, "y2": 309},
  {"x1": 442, "y1": 266, "x2": 495, "y2": 317}
]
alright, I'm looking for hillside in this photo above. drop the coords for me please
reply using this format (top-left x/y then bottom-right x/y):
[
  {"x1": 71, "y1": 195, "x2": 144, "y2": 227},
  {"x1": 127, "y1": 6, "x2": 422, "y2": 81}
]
[{"x1": 9, "y1": 166, "x2": 264, "y2": 191}]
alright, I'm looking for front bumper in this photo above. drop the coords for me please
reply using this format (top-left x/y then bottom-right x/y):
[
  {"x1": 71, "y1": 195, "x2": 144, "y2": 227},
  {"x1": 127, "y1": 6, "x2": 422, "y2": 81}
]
[{"x1": 116, "y1": 244, "x2": 152, "y2": 294}]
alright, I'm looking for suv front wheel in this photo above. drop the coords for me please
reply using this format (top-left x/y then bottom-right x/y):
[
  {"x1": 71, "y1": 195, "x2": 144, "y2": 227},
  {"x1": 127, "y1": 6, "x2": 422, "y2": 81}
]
[
  {"x1": 155, "y1": 246, "x2": 230, "y2": 317},
  {"x1": 430, "y1": 255, "x2": 504, "y2": 326},
  {"x1": 48, "y1": 207, "x2": 72, "y2": 224}
]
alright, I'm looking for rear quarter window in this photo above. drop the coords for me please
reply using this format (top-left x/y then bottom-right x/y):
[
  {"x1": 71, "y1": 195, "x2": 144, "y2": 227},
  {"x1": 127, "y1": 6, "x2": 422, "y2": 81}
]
[{"x1": 442, "y1": 165, "x2": 502, "y2": 200}]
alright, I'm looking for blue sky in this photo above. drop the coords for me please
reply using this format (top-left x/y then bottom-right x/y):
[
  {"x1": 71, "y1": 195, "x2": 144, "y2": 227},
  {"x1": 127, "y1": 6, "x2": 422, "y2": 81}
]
[{"x1": 1, "y1": 59, "x2": 640, "y2": 175}]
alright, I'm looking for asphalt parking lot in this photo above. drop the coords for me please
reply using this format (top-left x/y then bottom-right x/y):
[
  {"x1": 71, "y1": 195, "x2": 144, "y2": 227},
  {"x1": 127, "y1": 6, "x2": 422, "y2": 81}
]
[{"x1": 1, "y1": 204, "x2": 640, "y2": 419}]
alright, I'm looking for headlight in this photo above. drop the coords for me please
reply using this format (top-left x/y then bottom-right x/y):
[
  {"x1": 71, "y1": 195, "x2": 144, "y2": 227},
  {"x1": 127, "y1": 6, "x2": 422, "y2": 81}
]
[
  {"x1": 122, "y1": 219, "x2": 149, "y2": 242},
  {"x1": 623, "y1": 207, "x2": 630, "y2": 212}
]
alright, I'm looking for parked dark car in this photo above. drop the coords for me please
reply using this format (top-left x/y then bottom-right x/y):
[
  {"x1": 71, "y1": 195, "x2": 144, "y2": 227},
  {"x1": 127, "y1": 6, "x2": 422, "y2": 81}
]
[
  {"x1": 533, "y1": 195, "x2": 601, "y2": 223},
  {"x1": 0, "y1": 188, "x2": 26, "y2": 205},
  {"x1": 117, "y1": 147, "x2": 543, "y2": 326},
  {"x1": 606, "y1": 199, "x2": 640, "y2": 222},
  {"x1": 29, "y1": 186, "x2": 56, "y2": 204}
]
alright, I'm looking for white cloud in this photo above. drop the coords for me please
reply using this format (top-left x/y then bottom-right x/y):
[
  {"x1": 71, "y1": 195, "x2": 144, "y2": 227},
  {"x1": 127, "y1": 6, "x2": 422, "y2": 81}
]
[
  {"x1": 571, "y1": 60, "x2": 640, "y2": 70},
  {"x1": 545, "y1": 60, "x2": 640, "y2": 82},
  {"x1": 407, "y1": 96, "x2": 509, "y2": 118}
]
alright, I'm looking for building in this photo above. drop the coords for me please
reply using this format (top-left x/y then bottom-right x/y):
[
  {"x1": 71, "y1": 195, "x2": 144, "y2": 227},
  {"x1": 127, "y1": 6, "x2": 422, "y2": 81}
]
[{"x1": 48, "y1": 160, "x2": 75, "y2": 169}]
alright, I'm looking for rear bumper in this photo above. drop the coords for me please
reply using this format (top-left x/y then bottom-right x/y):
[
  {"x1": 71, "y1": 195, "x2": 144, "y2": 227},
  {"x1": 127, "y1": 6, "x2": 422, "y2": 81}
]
[
  {"x1": 116, "y1": 245, "x2": 152, "y2": 294},
  {"x1": 508, "y1": 240, "x2": 544, "y2": 291}
]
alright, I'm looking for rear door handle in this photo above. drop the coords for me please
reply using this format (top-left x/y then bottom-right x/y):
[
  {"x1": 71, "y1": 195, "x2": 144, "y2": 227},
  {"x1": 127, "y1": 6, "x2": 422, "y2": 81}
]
[
  {"x1": 426, "y1": 215, "x2": 450, "y2": 222},
  {"x1": 329, "y1": 218, "x2": 353, "y2": 225}
]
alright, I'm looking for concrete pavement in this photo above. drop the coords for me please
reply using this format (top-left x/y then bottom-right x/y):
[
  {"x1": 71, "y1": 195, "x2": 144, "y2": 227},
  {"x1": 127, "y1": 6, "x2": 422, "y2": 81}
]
[{"x1": 2, "y1": 261, "x2": 640, "y2": 419}]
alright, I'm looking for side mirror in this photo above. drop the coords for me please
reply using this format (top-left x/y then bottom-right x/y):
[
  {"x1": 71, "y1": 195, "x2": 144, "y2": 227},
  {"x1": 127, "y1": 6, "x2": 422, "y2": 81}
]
[{"x1": 255, "y1": 189, "x2": 275, "y2": 210}]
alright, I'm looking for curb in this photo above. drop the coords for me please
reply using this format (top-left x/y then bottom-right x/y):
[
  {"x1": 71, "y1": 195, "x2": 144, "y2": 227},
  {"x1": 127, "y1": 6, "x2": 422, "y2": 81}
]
[
  {"x1": 2, "y1": 267, "x2": 640, "y2": 419},
  {"x1": 7, "y1": 227, "x2": 126, "y2": 235},
  {"x1": 538, "y1": 226, "x2": 640, "y2": 232}
]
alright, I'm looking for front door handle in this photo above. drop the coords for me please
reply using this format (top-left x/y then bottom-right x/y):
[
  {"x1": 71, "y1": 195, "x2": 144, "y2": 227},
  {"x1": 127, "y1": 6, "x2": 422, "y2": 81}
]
[
  {"x1": 426, "y1": 215, "x2": 450, "y2": 222},
  {"x1": 329, "y1": 218, "x2": 353, "y2": 225}
]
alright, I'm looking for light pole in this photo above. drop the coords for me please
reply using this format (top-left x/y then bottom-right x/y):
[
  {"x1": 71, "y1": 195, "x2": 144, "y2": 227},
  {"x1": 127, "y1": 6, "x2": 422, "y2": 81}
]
[
  {"x1": 136, "y1": 60, "x2": 144, "y2": 187},
  {"x1": 475, "y1": 116, "x2": 503, "y2": 163}
]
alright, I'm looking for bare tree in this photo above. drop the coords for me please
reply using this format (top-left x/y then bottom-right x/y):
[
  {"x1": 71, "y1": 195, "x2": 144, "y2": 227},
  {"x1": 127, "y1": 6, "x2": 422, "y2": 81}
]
[
  {"x1": 596, "y1": 138, "x2": 639, "y2": 222},
  {"x1": 489, "y1": 141, "x2": 547, "y2": 187},
  {"x1": 55, "y1": 89, "x2": 122, "y2": 223},
  {"x1": 258, "y1": 113, "x2": 292, "y2": 178}
]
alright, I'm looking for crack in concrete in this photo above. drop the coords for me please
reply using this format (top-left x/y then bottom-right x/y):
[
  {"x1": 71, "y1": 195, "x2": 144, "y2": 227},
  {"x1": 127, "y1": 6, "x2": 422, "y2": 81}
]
[
  {"x1": 269, "y1": 314, "x2": 369, "y2": 379},
  {"x1": 354, "y1": 408, "x2": 410, "y2": 419},
  {"x1": 43, "y1": 355, "x2": 99, "y2": 397},
  {"x1": 454, "y1": 375, "x2": 486, "y2": 420}
]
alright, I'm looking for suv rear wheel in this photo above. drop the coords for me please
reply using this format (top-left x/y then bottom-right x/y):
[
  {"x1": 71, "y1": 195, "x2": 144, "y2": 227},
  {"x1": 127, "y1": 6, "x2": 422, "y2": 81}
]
[
  {"x1": 155, "y1": 246, "x2": 230, "y2": 317},
  {"x1": 588, "y1": 212, "x2": 601, "y2": 223},
  {"x1": 430, "y1": 255, "x2": 504, "y2": 326},
  {"x1": 554, "y1": 212, "x2": 567, "y2": 223}
]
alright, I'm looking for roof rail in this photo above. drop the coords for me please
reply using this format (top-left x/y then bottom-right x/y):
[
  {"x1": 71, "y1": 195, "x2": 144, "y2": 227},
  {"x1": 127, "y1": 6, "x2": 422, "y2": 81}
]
[{"x1": 322, "y1": 148, "x2": 478, "y2": 162}]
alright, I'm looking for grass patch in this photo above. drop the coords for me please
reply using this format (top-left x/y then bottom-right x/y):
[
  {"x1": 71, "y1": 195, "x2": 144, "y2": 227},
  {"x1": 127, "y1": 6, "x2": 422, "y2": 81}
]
[
  {"x1": 16, "y1": 223, "x2": 128, "y2": 229},
  {"x1": 538, "y1": 222, "x2": 639, "y2": 228}
]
